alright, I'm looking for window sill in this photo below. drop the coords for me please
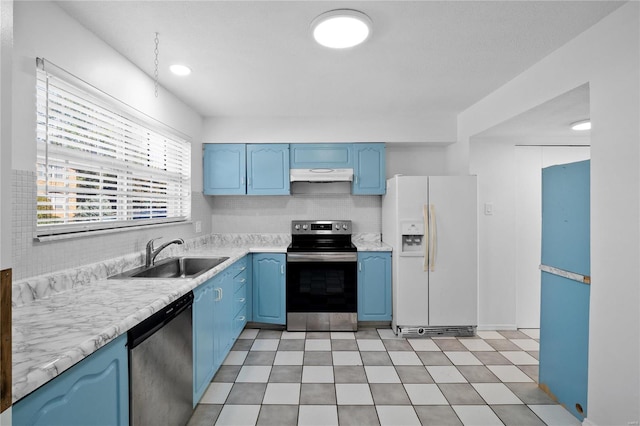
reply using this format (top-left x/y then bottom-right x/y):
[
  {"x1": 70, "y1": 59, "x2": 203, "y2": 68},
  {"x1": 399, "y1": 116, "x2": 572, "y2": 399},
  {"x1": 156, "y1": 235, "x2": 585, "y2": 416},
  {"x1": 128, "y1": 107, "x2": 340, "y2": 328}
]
[{"x1": 35, "y1": 220, "x2": 192, "y2": 242}]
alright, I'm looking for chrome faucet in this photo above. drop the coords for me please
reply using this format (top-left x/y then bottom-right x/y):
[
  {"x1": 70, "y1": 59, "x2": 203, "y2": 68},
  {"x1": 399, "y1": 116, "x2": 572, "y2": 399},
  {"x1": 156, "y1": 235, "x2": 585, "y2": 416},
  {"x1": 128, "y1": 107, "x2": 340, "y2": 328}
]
[{"x1": 145, "y1": 238, "x2": 185, "y2": 267}]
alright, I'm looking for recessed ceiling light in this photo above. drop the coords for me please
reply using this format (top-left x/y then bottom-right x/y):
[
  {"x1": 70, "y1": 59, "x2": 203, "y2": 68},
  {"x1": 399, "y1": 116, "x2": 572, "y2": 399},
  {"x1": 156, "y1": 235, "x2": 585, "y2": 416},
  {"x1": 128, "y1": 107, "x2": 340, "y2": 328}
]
[
  {"x1": 311, "y1": 9, "x2": 372, "y2": 49},
  {"x1": 571, "y1": 120, "x2": 591, "y2": 131},
  {"x1": 169, "y1": 64, "x2": 192, "y2": 76}
]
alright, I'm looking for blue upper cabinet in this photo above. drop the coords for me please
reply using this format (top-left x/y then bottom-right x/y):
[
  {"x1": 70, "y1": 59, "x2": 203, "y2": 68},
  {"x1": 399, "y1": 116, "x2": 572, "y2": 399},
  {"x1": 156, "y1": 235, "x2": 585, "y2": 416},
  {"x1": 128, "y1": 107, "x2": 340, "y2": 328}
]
[
  {"x1": 353, "y1": 143, "x2": 386, "y2": 195},
  {"x1": 247, "y1": 144, "x2": 290, "y2": 195},
  {"x1": 203, "y1": 144, "x2": 246, "y2": 195},
  {"x1": 290, "y1": 143, "x2": 352, "y2": 169}
]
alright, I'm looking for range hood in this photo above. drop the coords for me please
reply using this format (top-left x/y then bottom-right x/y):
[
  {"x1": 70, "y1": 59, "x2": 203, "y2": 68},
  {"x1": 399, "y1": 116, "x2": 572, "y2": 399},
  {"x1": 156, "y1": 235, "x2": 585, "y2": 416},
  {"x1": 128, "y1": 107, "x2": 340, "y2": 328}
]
[{"x1": 290, "y1": 168, "x2": 354, "y2": 183}]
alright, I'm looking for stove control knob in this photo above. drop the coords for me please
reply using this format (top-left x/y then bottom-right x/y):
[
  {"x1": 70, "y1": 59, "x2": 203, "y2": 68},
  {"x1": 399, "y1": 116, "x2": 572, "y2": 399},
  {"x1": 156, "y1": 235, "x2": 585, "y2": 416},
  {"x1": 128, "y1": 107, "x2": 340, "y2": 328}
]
[
  {"x1": 294, "y1": 224, "x2": 300, "y2": 230},
  {"x1": 342, "y1": 224, "x2": 348, "y2": 230},
  {"x1": 302, "y1": 224, "x2": 308, "y2": 230},
  {"x1": 335, "y1": 224, "x2": 340, "y2": 230}
]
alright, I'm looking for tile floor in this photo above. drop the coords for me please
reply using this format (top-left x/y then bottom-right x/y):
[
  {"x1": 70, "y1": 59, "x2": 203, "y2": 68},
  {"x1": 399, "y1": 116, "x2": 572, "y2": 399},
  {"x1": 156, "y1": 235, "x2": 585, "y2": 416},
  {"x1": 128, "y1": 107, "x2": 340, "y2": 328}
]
[{"x1": 187, "y1": 328, "x2": 581, "y2": 426}]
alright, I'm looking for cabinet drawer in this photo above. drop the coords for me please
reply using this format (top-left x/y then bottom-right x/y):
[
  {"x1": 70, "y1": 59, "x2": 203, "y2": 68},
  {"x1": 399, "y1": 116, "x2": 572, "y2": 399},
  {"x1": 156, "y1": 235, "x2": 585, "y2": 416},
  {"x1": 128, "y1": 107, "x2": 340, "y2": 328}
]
[
  {"x1": 234, "y1": 284, "x2": 247, "y2": 315},
  {"x1": 233, "y1": 304, "x2": 248, "y2": 335},
  {"x1": 234, "y1": 272, "x2": 248, "y2": 292},
  {"x1": 231, "y1": 257, "x2": 249, "y2": 277}
]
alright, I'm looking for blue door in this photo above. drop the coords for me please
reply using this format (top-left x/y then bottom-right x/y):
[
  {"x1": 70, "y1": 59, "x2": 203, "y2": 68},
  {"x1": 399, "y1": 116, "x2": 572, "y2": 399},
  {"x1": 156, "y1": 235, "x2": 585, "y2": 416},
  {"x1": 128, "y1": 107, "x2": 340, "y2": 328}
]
[
  {"x1": 247, "y1": 144, "x2": 290, "y2": 195},
  {"x1": 203, "y1": 144, "x2": 246, "y2": 195},
  {"x1": 540, "y1": 160, "x2": 590, "y2": 420},
  {"x1": 357, "y1": 252, "x2": 392, "y2": 321},
  {"x1": 252, "y1": 253, "x2": 286, "y2": 324},
  {"x1": 353, "y1": 143, "x2": 386, "y2": 195}
]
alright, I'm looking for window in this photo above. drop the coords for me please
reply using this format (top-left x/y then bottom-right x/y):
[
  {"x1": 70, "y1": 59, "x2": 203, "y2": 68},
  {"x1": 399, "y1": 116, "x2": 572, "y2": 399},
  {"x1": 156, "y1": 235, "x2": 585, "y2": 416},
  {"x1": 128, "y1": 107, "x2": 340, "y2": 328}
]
[{"x1": 35, "y1": 61, "x2": 191, "y2": 238}]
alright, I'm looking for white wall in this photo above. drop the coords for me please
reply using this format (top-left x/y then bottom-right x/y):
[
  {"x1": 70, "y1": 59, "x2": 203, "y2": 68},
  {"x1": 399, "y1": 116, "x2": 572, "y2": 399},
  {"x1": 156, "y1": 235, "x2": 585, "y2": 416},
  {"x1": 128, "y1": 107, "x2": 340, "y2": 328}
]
[
  {"x1": 11, "y1": 2, "x2": 208, "y2": 280},
  {"x1": 452, "y1": 3, "x2": 639, "y2": 424}
]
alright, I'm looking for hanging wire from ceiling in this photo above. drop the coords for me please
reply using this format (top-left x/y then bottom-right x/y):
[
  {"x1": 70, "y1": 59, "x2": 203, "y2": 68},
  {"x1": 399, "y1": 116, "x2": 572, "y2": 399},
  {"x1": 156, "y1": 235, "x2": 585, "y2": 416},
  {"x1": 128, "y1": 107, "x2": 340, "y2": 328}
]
[{"x1": 154, "y1": 32, "x2": 159, "y2": 98}]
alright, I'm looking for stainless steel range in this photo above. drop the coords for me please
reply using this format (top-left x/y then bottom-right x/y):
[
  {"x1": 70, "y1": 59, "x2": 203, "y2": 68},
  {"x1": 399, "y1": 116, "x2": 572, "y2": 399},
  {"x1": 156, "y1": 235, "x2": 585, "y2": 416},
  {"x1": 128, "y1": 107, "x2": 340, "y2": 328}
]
[{"x1": 286, "y1": 220, "x2": 358, "y2": 331}]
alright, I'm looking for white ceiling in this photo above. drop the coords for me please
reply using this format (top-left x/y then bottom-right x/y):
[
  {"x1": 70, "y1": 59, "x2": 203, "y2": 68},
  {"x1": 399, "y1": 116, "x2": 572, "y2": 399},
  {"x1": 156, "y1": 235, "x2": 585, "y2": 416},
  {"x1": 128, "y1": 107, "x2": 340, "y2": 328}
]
[{"x1": 57, "y1": 1, "x2": 623, "y2": 123}]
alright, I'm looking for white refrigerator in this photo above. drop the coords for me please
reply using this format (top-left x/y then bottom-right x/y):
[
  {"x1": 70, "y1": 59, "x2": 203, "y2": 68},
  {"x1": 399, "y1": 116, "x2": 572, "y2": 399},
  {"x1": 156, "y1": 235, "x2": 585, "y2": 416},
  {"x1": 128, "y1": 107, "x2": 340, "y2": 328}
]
[{"x1": 382, "y1": 176, "x2": 477, "y2": 337}]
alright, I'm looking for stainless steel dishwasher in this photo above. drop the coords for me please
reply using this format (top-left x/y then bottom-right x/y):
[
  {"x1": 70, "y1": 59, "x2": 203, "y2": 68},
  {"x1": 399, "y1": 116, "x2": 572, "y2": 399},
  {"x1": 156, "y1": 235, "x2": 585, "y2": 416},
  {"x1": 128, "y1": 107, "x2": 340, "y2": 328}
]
[{"x1": 128, "y1": 291, "x2": 194, "y2": 426}]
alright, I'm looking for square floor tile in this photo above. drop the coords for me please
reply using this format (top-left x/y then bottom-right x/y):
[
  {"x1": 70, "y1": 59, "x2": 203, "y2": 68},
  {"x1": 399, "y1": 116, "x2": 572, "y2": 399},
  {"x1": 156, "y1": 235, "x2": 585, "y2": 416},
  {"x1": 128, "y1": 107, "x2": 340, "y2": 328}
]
[
  {"x1": 414, "y1": 406, "x2": 462, "y2": 426},
  {"x1": 520, "y1": 329, "x2": 540, "y2": 339},
  {"x1": 492, "y1": 404, "x2": 546, "y2": 426},
  {"x1": 187, "y1": 404, "x2": 222, "y2": 426},
  {"x1": 527, "y1": 351, "x2": 540, "y2": 361},
  {"x1": 434, "y1": 339, "x2": 468, "y2": 351},
  {"x1": 331, "y1": 340, "x2": 358, "y2": 351},
  {"x1": 332, "y1": 351, "x2": 363, "y2": 366},
  {"x1": 505, "y1": 383, "x2": 556, "y2": 404},
  {"x1": 256, "y1": 405, "x2": 298, "y2": 426},
  {"x1": 529, "y1": 405, "x2": 582, "y2": 426},
  {"x1": 376, "y1": 406, "x2": 421, "y2": 426},
  {"x1": 438, "y1": 383, "x2": 485, "y2": 405},
  {"x1": 444, "y1": 351, "x2": 483, "y2": 366},
  {"x1": 273, "y1": 350, "x2": 304, "y2": 365},
  {"x1": 300, "y1": 383, "x2": 337, "y2": 405},
  {"x1": 298, "y1": 405, "x2": 338, "y2": 426},
  {"x1": 302, "y1": 366, "x2": 335, "y2": 383},
  {"x1": 222, "y1": 351, "x2": 248, "y2": 366},
  {"x1": 278, "y1": 339, "x2": 305, "y2": 351},
  {"x1": 306, "y1": 332, "x2": 331, "y2": 339},
  {"x1": 251, "y1": 339, "x2": 280, "y2": 351},
  {"x1": 404, "y1": 383, "x2": 448, "y2": 405},
  {"x1": 239, "y1": 328, "x2": 259, "y2": 339},
  {"x1": 500, "y1": 351, "x2": 539, "y2": 365},
  {"x1": 487, "y1": 365, "x2": 534, "y2": 383},
  {"x1": 357, "y1": 339, "x2": 386, "y2": 351},
  {"x1": 335, "y1": 383, "x2": 374, "y2": 405},
  {"x1": 395, "y1": 366, "x2": 434, "y2": 384},
  {"x1": 486, "y1": 339, "x2": 522, "y2": 351},
  {"x1": 519, "y1": 365, "x2": 539, "y2": 382},
  {"x1": 472, "y1": 383, "x2": 523, "y2": 404},
  {"x1": 364, "y1": 366, "x2": 401, "y2": 383},
  {"x1": 215, "y1": 404, "x2": 261, "y2": 426},
  {"x1": 382, "y1": 339, "x2": 413, "y2": 351},
  {"x1": 452, "y1": 405, "x2": 503, "y2": 426},
  {"x1": 200, "y1": 382, "x2": 233, "y2": 404},
  {"x1": 303, "y1": 351, "x2": 333, "y2": 365},
  {"x1": 459, "y1": 338, "x2": 495, "y2": 352},
  {"x1": 337, "y1": 406, "x2": 380, "y2": 426},
  {"x1": 388, "y1": 351, "x2": 423, "y2": 365},
  {"x1": 354, "y1": 329, "x2": 380, "y2": 339},
  {"x1": 377, "y1": 328, "x2": 397, "y2": 339},
  {"x1": 334, "y1": 366, "x2": 368, "y2": 383},
  {"x1": 268, "y1": 365, "x2": 302, "y2": 383},
  {"x1": 360, "y1": 351, "x2": 393, "y2": 366},
  {"x1": 235, "y1": 365, "x2": 272, "y2": 383},
  {"x1": 257, "y1": 329, "x2": 283, "y2": 339},
  {"x1": 476, "y1": 330, "x2": 505, "y2": 340},
  {"x1": 213, "y1": 365, "x2": 241, "y2": 382},
  {"x1": 305, "y1": 339, "x2": 331, "y2": 351},
  {"x1": 472, "y1": 351, "x2": 512, "y2": 365},
  {"x1": 426, "y1": 366, "x2": 468, "y2": 383},
  {"x1": 408, "y1": 338, "x2": 441, "y2": 351},
  {"x1": 418, "y1": 351, "x2": 453, "y2": 366},
  {"x1": 226, "y1": 383, "x2": 267, "y2": 405},
  {"x1": 281, "y1": 331, "x2": 306, "y2": 339},
  {"x1": 456, "y1": 366, "x2": 500, "y2": 383},
  {"x1": 370, "y1": 383, "x2": 411, "y2": 405},
  {"x1": 262, "y1": 383, "x2": 300, "y2": 405},
  {"x1": 244, "y1": 351, "x2": 276, "y2": 365},
  {"x1": 510, "y1": 339, "x2": 540, "y2": 351},
  {"x1": 498, "y1": 330, "x2": 529, "y2": 339},
  {"x1": 231, "y1": 339, "x2": 254, "y2": 351},
  {"x1": 331, "y1": 331, "x2": 355, "y2": 339}
]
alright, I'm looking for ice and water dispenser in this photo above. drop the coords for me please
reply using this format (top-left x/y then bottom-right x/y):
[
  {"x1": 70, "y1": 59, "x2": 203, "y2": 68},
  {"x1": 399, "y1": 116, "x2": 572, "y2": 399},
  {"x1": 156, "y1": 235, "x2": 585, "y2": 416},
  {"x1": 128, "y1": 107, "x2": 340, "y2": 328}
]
[{"x1": 400, "y1": 220, "x2": 425, "y2": 256}]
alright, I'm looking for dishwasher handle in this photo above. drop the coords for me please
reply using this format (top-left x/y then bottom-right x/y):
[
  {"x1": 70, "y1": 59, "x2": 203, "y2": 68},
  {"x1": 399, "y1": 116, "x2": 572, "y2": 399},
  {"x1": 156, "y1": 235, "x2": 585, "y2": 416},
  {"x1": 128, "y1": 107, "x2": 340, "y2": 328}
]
[{"x1": 128, "y1": 291, "x2": 194, "y2": 349}]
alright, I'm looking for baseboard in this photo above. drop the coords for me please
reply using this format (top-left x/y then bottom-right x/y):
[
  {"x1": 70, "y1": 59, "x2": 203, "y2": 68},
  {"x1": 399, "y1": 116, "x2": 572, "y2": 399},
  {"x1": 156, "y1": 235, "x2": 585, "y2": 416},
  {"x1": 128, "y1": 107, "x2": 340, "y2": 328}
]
[{"x1": 476, "y1": 324, "x2": 518, "y2": 331}]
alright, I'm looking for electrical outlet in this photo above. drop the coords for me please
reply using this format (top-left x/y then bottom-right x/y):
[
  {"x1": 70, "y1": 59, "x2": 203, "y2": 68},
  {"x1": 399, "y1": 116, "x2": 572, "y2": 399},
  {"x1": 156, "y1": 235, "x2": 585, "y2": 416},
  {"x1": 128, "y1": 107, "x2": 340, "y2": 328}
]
[
  {"x1": 484, "y1": 203, "x2": 494, "y2": 215},
  {"x1": 195, "y1": 221, "x2": 202, "y2": 233}
]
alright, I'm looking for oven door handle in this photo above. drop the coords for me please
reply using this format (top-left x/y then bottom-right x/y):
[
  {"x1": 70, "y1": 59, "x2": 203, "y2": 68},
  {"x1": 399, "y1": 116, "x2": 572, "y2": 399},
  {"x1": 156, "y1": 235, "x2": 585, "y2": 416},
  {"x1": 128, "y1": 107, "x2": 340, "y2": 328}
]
[{"x1": 287, "y1": 252, "x2": 358, "y2": 262}]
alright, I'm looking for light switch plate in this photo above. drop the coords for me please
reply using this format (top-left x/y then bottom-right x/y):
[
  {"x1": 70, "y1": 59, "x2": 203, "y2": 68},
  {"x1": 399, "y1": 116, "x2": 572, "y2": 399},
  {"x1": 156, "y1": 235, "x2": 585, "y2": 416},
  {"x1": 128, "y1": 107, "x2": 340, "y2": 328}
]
[
  {"x1": 195, "y1": 221, "x2": 202, "y2": 233},
  {"x1": 484, "y1": 203, "x2": 494, "y2": 215}
]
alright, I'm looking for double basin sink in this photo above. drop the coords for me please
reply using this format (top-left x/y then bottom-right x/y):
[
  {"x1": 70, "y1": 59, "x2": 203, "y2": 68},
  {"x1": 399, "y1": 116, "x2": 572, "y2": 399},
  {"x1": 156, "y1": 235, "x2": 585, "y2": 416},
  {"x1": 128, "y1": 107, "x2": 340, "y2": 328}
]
[{"x1": 110, "y1": 256, "x2": 230, "y2": 280}]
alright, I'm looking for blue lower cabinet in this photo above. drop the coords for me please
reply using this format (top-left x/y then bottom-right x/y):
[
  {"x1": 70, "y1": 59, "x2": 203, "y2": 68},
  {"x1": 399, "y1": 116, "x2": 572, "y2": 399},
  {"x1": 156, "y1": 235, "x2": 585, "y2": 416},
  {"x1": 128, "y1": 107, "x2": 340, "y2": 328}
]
[
  {"x1": 193, "y1": 278, "x2": 216, "y2": 405},
  {"x1": 13, "y1": 334, "x2": 129, "y2": 426},
  {"x1": 357, "y1": 252, "x2": 392, "y2": 321},
  {"x1": 252, "y1": 253, "x2": 286, "y2": 325}
]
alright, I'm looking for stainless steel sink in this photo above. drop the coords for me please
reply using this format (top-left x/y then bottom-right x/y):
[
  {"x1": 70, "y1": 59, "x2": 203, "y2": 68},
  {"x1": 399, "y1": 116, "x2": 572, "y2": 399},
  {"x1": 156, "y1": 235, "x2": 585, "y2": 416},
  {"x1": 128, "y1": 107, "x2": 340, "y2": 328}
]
[{"x1": 109, "y1": 256, "x2": 229, "y2": 279}]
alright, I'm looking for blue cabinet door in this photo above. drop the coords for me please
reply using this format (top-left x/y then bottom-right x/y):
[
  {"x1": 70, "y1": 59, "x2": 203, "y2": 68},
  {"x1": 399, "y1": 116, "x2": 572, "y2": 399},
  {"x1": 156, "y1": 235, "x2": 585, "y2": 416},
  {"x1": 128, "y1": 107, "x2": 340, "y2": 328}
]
[
  {"x1": 13, "y1": 334, "x2": 128, "y2": 426},
  {"x1": 353, "y1": 143, "x2": 386, "y2": 195},
  {"x1": 252, "y1": 253, "x2": 286, "y2": 325},
  {"x1": 290, "y1": 143, "x2": 353, "y2": 169},
  {"x1": 193, "y1": 279, "x2": 216, "y2": 405},
  {"x1": 357, "y1": 252, "x2": 392, "y2": 321},
  {"x1": 247, "y1": 144, "x2": 290, "y2": 195},
  {"x1": 540, "y1": 160, "x2": 590, "y2": 421},
  {"x1": 203, "y1": 144, "x2": 246, "y2": 195}
]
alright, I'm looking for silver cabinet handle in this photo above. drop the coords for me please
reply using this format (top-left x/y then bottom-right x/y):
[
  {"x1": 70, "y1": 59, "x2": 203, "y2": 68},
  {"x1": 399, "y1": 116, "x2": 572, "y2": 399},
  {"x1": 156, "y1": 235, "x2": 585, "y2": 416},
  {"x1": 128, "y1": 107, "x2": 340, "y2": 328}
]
[
  {"x1": 239, "y1": 278, "x2": 246, "y2": 283},
  {"x1": 281, "y1": 264, "x2": 284, "y2": 274},
  {"x1": 359, "y1": 262, "x2": 362, "y2": 272},
  {"x1": 238, "y1": 316, "x2": 246, "y2": 321},
  {"x1": 238, "y1": 298, "x2": 246, "y2": 303}
]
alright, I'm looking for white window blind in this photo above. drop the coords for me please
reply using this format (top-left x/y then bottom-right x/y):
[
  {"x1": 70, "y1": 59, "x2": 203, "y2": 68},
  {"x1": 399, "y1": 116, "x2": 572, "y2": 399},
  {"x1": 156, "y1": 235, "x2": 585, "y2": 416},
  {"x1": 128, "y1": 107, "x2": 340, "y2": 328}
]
[{"x1": 36, "y1": 62, "x2": 191, "y2": 237}]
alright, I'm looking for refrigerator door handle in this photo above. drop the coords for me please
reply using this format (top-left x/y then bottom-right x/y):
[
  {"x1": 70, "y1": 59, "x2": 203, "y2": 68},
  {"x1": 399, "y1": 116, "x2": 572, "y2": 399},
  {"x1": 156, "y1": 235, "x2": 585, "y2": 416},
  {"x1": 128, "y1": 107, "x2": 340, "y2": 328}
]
[
  {"x1": 423, "y1": 204, "x2": 429, "y2": 271},
  {"x1": 430, "y1": 204, "x2": 438, "y2": 272}
]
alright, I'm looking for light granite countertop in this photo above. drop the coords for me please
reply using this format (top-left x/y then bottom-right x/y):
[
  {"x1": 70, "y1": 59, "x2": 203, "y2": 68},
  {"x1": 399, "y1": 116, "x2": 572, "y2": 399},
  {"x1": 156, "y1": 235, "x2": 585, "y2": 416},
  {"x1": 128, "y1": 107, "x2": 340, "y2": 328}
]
[{"x1": 12, "y1": 234, "x2": 389, "y2": 403}]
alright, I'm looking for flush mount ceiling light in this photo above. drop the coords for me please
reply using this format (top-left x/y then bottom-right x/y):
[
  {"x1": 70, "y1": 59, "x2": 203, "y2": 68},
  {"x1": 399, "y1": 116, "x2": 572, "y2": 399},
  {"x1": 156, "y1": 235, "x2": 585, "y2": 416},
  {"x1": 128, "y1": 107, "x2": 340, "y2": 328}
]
[
  {"x1": 169, "y1": 64, "x2": 192, "y2": 76},
  {"x1": 311, "y1": 9, "x2": 372, "y2": 49},
  {"x1": 571, "y1": 120, "x2": 591, "y2": 131}
]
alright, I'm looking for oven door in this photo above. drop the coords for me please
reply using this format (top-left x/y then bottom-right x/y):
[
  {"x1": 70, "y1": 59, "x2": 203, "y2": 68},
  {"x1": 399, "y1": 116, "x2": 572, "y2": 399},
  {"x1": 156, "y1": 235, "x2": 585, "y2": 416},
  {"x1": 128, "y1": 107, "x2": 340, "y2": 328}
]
[{"x1": 286, "y1": 252, "x2": 357, "y2": 314}]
